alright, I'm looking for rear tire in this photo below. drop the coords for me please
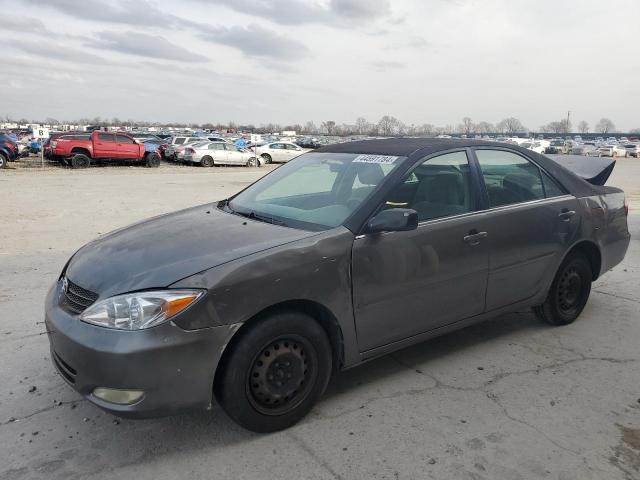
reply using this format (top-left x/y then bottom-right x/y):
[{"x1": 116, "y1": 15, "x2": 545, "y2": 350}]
[
  {"x1": 201, "y1": 156, "x2": 214, "y2": 167},
  {"x1": 70, "y1": 153, "x2": 90, "y2": 169},
  {"x1": 533, "y1": 252, "x2": 592, "y2": 326},
  {"x1": 0, "y1": 153, "x2": 7, "y2": 169},
  {"x1": 145, "y1": 153, "x2": 160, "y2": 168},
  {"x1": 215, "y1": 312, "x2": 332, "y2": 433}
]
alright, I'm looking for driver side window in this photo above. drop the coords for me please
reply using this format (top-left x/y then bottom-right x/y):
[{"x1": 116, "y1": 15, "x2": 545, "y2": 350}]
[{"x1": 383, "y1": 151, "x2": 474, "y2": 221}]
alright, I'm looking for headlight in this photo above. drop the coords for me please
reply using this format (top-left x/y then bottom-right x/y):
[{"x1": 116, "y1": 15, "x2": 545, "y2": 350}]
[{"x1": 79, "y1": 290, "x2": 204, "y2": 330}]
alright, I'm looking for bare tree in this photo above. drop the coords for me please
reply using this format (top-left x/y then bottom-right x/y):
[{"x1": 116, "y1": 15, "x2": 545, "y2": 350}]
[
  {"x1": 595, "y1": 118, "x2": 615, "y2": 134},
  {"x1": 321, "y1": 120, "x2": 336, "y2": 135},
  {"x1": 577, "y1": 120, "x2": 589, "y2": 134},
  {"x1": 460, "y1": 117, "x2": 474, "y2": 136},
  {"x1": 630, "y1": 128, "x2": 640, "y2": 134},
  {"x1": 475, "y1": 121, "x2": 494, "y2": 134},
  {"x1": 377, "y1": 115, "x2": 402, "y2": 136},
  {"x1": 541, "y1": 119, "x2": 571, "y2": 134},
  {"x1": 354, "y1": 117, "x2": 370, "y2": 135},
  {"x1": 497, "y1": 117, "x2": 526, "y2": 134}
]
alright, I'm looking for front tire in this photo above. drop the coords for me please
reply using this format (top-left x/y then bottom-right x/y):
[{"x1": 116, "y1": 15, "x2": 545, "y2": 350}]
[
  {"x1": 215, "y1": 312, "x2": 332, "y2": 433},
  {"x1": 145, "y1": 153, "x2": 160, "y2": 168},
  {"x1": 261, "y1": 153, "x2": 272, "y2": 164},
  {"x1": 0, "y1": 153, "x2": 7, "y2": 169},
  {"x1": 533, "y1": 252, "x2": 592, "y2": 326},
  {"x1": 246, "y1": 157, "x2": 259, "y2": 167}
]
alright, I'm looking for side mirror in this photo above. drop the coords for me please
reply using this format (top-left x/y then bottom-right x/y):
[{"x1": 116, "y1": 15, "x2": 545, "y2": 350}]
[{"x1": 367, "y1": 208, "x2": 418, "y2": 234}]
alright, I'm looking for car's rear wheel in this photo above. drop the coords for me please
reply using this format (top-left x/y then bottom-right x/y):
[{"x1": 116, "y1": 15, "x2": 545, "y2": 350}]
[
  {"x1": 201, "y1": 156, "x2": 214, "y2": 167},
  {"x1": 533, "y1": 252, "x2": 592, "y2": 326},
  {"x1": 215, "y1": 312, "x2": 332, "y2": 433},
  {"x1": 261, "y1": 153, "x2": 272, "y2": 164},
  {"x1": 70, "y1": 153, "x2": 90, "y2": 169},
  {"x1": 145, "y1": 153, "x2": 160, "y2": 168},
  {"x1": 0, "y1": 153, "x2": 7, "y2": 169}
]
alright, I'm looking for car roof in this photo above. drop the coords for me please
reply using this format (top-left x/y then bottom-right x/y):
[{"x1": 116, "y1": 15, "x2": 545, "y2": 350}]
[{"x1": 316, "y1": 137, "x2": 514, "y2": 157}]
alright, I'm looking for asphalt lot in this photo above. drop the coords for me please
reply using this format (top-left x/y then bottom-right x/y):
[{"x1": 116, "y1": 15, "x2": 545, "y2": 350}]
[{"x1": 1, "y1": 159, "x2": 639, "y2": 480}]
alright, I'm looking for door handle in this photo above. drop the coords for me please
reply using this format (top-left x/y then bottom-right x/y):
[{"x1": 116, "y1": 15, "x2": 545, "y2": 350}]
[
  {"x1": 463, "y1": 230, "x2": 488, "y2": 245},
  {"x1": 558, "y1": 210, "x2": 576, "y2": 221}
]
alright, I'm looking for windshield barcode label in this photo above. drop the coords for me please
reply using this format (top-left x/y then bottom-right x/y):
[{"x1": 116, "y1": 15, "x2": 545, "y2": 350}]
[{"x1": 353, "y1": 155, "x2": 398, "y2": 164}]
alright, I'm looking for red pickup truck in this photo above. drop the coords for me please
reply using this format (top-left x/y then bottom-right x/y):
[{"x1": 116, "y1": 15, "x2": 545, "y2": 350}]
[{"x1": 50, "y1": 131, "x2": 161, "y2": 168}]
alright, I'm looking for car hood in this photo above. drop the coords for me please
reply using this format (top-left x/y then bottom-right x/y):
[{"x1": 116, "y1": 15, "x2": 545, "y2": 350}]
[{"x1": 65, "y1": 204, "x2": 317, "y2": 299}]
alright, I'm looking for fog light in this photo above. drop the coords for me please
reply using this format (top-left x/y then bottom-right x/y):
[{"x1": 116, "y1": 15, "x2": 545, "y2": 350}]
[{"x1": 92, "y1": 388, "x2": 144, "y2": 405}]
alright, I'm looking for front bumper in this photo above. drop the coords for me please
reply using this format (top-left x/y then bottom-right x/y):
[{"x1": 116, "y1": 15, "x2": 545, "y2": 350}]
[{"x1": 45, "y1": 283, "x2": 238, "y2": 418}]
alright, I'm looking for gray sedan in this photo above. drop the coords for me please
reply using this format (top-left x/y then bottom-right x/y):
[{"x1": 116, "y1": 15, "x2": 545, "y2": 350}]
[
  {"x1": 45, "y1": 139, "x2": 629, "y2": 432},
  {"x1": 183, "y1": 141, "x2": 260, "y2": 167}
]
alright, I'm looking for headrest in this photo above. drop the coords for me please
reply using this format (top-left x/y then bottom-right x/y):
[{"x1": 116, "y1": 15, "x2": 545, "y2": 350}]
[{"x1": 356, "y1": 164, "x2": 385, "y2": 185}]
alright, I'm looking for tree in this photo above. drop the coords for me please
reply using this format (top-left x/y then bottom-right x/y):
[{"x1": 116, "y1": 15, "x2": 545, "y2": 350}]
[
  {"x1": 303, "y1": 121, "x2": 317, "y2": 134},
  {"x1": 460, "y1": 117, "x2": 474, "y2": 136},
  {"x1": 321, "y1": 120, "x2": 336, "y2": 135},
  {"x1": 595, "y1": 118, "x2": 615, "y2": 134},
  {"x1": 541, "y1": 119, "x2": 571, "y2": 134},
  {"x1": 475, "y1": 121, "x2": 494, "y2": 134},
  {"x1": 377, "y1": 115, "x2": 402, "y2": 136},
  {"x1": 577, "y1": 121, "x2": 589, "y2": 134},
  {"x1": 497, "y1": 117, "x2": 526, "y2": 134},
  {"x1": 630, "y1": 128, "x2": 640, "y2": 134},
  {"x1": 354, "y1": 117, "x2": 370, "y2": 135}
]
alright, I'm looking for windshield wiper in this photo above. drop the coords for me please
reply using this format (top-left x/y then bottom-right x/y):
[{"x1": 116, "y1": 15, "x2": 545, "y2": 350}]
[{"x1": 233, "y1": 209, "x2": 288, "y2": 227}]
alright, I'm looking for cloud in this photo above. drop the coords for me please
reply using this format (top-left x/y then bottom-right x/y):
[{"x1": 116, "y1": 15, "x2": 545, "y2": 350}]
[
  {"x1": 370, "y1": 60, "x2": 405, "y2": 72},
  {"x1": 200, "y1": 0, "x2": 391, "y2": 26},
  {"x1": 3, "y1": 16, "x2": 48, "y2": 33},
  {"x1": 25, "y1": 0, "x2": 200, "y2": 29},
  {"x1": 199, "y1": 23, "x2": 307, "y2": 60},
  {"x1": 5, "y1": 38, "x2": 106, "y2": 64},
  {"x1": 87, "y1": 31, "x2": 208, "y2": 62}
]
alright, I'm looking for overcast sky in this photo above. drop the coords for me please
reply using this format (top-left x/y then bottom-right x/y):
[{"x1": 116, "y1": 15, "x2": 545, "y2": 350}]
[{"x1": 1, "y1": 0, "x2": 639, "y2": 130}]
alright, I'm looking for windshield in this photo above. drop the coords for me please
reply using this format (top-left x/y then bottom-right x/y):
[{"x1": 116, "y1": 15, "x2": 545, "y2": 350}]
[{"x1": 227, "y1": 152, "x2": 404, "y2": 231}]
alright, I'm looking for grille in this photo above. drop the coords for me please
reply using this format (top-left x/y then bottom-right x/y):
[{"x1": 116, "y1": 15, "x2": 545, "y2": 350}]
[{"x1": 61, "y1": 278, "x2": 98, "y2": 314}]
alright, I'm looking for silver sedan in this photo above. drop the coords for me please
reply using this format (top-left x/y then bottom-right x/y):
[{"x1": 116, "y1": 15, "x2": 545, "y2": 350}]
[{"x1": 183, "y1": 142, "x2": 260, "y2": 167}]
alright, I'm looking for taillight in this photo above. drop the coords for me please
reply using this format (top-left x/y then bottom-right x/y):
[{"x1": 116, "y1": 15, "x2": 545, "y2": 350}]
[
  {"x1": 51, "y1": 141, "x2": 57, "y2": 148},
  {"x1": 185, "y1": 148, "x2": 195, "y2": 154},
  {"x1": 624, "y1": 196, "x2": 629, "y2": 216}
]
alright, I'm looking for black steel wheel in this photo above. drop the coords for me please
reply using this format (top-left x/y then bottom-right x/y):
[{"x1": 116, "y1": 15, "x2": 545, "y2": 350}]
[
  {"x1": 215, "y1": 312, "x2": 332, "y2": 432},
  {"x1": 534, "y1": 252, "x2": 592, "y2": 326},
  {"x1": 247, "y1": 335, "x2": 317, "y2": 416}
]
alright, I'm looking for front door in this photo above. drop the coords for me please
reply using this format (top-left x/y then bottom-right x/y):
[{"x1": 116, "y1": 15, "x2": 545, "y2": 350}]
[
  {"x1": 225, "y1": 144, "x2": 244, "y2": 164},
  {"x1": 115, "y1": 134, "x2": 140, "y2": 159},
  {"x1": 352, "y1": 151, "x2": 489, "y2": 352}
]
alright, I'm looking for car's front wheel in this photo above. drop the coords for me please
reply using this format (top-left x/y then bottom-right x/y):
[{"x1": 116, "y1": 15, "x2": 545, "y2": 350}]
[
  {"x1": 0, "y1": 153, "x2": 7, "y2": 169},
  {"x1": 533, "y1": 252, "x2": 592, "y2": 326},
  {"x1": 260, "y1": 153, "x2": 272, "y2": 164},
  {"x1": 215, "y1": 312, "x2": 332, "y2": 433}
]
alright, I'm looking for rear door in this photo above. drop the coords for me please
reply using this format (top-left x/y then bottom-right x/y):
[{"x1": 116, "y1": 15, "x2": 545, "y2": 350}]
[
  {"x1": 115, "y1": 134, "x2": 140, "y2": 160},
  {"x1": 224, "y1": 143, "x2": 244, "y2": 164},
  {"x1": 94, "y1": 133, "x2": 115, "y2": 158},
  {"x1": 352, "y1": 150, "x2": 490, "y2": 351},
  {"x1": 208, "y1": 142, "x2": 228, "y2": 164},
  {"x1": 472, "y1": 147, "x2": 580, "y2": 310}
]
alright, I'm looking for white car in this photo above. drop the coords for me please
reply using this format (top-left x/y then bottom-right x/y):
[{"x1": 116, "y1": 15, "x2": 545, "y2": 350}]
[
  {"x1": 520, "y1": 140, "x2": 549, "y2": 154},
  {"x1": 166, "y1": 136, "x2": 227, "y2": 160},
  {"x1": 597, "y1": 144, "x2": 628, "y2": 157},
  {"x1": 183, "y1": 141, "x2": 260, "y2": 167},
  {"x1": 253, "y1": 142, "x2": 309, "y2": 164}
]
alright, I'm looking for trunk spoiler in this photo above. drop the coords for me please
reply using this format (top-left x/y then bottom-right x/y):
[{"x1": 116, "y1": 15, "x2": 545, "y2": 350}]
[{"x1": 546, "y1": 154, "x2": 615, "y2": 186}]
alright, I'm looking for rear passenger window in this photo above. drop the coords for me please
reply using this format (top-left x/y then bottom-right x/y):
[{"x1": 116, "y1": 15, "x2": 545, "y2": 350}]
[
  {"x1": 382, "y1": 151, "x2": 473, "y2": 221},
  {"x1": 116, "y1": 135, "x2": 133, "y2": 143},
  {"x1": 541, "y1": 171, "x2": 566, "y2": 197},
  {"x1": 97, "y1": 133, "x2": 114, "y2": 142},
  {"x1": 174, "y1": 138, "x2": 186, "y2": 145},
  {"x1": 475, "y1": 150, "x2": 544, "y2": 207}
]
